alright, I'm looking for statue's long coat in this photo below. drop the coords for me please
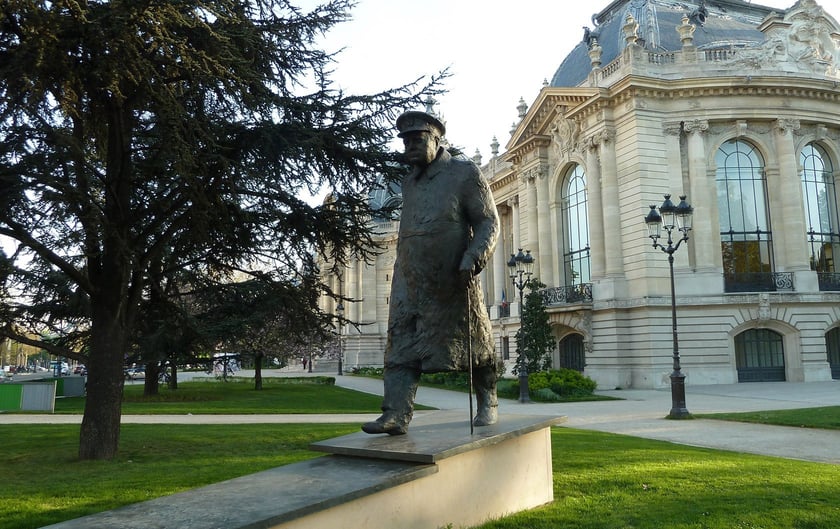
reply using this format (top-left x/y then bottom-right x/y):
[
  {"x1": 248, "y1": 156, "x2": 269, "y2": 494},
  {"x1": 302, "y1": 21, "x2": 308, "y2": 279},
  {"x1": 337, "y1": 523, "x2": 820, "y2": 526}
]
[{"x1": 385, "y1": 148, "x2": 500, "y2": 372}]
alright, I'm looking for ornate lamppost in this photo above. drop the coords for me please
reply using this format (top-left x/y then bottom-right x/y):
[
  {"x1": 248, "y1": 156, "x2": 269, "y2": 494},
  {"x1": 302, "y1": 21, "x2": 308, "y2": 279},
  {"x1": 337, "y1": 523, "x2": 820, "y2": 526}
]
[
  {"x1": 644, "y1": 194, "x2": 694, "y2": 419},
  {"x1": 336, "y1": 302, "x2": 344, "y2": 376},
  {"x1": 508, "y1": 248, "x2": 535, "y2": 403}
]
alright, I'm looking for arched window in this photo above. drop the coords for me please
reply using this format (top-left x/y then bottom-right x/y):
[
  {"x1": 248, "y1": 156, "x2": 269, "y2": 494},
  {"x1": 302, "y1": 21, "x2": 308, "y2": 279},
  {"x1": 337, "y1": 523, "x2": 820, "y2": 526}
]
[
  {"x1": 716, "y1": 140, "x2": 774, "y2": 292},
  {"x1": 801, "y1": 143, "x2": 840, "y2": 290},
  {"x1": 825, "y1": 327, "x2": 840, "y2": 380},
  {"x1": 735, "y1": 328, "x2": 785, "y2": 382},
  {"x1": 561, "y1": 165, "x2": 590, "y2": 285},
  {"x1": 558, "y1": 333, "x2": 585, "y2": 372}
]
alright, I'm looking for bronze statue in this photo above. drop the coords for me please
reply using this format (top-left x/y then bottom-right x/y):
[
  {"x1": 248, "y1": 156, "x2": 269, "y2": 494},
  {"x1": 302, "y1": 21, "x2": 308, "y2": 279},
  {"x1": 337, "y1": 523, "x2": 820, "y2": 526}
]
[{"x1": 362, "y1": 111, "x2": 500, "y2": 435}]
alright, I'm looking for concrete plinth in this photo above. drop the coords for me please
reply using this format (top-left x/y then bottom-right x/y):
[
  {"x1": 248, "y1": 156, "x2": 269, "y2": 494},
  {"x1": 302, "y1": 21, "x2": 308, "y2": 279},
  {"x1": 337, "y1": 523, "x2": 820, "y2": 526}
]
[{"x1": 42, "y1": 412, "x2": 565, "y2": 529}]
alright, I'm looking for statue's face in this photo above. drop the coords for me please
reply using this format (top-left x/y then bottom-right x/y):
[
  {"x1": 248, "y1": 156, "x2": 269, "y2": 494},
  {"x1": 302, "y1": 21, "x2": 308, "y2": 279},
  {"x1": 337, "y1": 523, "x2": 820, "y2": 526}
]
[{"x1": 402, "y1": 131, "x2": 438, "y2": 166}]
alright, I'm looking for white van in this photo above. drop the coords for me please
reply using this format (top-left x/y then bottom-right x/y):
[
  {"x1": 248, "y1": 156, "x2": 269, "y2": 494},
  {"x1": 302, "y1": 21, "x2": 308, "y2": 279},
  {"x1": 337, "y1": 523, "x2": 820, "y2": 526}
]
[{"x1": 49, "y1": 361, "x2": 70, "y2": 375}]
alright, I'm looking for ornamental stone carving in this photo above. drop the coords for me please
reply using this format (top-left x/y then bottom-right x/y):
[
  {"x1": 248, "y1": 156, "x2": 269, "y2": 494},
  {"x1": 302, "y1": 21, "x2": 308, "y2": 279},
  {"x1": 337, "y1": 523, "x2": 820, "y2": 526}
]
[
  {"x1": 550, "y1": 117, "x2": 580, "y2": 157},
  {"x1": 682, "y1": 119, "x2": 709, "y2": 135},
  {"x1": 732, "y1": 0, "x2": 840, "y2": 76},
  {"x1": 775, "y1": 118, "x2": 801, "y2": 135},
  {"x1": 663, "y1": 121, "x2": 682, "y2": 136}
]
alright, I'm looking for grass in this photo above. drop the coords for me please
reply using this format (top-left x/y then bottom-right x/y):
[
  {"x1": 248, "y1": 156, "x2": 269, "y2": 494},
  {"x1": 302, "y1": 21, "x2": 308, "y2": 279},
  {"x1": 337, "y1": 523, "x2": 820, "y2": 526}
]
[
  {"x1": 49, "y1": 378, "x2": 435, "y2": 414},
  {"x1": 2, "y1": 423, "x2": 358, "y2": 529},
  {"x1": 5, "y1": 425, "x2": 839, "y2": 529},
  {"x1": 695, "y1": 406, "x2": 840, "y2": 430},
  {"x1": 7, "y1": 379, "x2": 840, "y2": 529},
  {"x1": 472, "y1": 427, "x2": 840, "y2": 529}
]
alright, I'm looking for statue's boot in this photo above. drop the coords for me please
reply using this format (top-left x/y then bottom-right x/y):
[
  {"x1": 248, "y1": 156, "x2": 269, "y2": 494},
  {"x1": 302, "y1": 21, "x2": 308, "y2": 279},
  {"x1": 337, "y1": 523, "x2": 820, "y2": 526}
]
[
  {"x1": 472, "y1": 366, "x2": 498, "y2": 427},
  {"x1": 362, "y1": 366, "x2": 419, "y2": 435}
]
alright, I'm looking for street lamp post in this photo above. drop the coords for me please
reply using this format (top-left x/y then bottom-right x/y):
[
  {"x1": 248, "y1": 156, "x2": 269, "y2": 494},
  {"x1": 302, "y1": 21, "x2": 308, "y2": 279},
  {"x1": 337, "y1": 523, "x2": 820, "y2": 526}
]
[
  {"x1": 644, "y1": 194, "x2": 694, "y2": 419},
  {"x1": 508, "y1": 248, "x2": 535, "y2": 403},
  {"x1": 336, "y1": 302, "x2": 344, "y2": 376}
]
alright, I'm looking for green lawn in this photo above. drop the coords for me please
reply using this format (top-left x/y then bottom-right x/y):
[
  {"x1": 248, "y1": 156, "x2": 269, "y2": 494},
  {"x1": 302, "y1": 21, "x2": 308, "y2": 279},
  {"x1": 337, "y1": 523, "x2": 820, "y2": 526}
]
[
  {"x1": 6, "y1": 379, "x2": 840, "y2": 529},
  {"x1": 472, "y1": 427, "x2": 840, "y2": 529},
  {"x1": 696, "y1": 405, "x2": 840, "y2": 430},
  {"x1": 3, "y1": 423, "x2": 358, "y2": 529},
  {"x1": 50, "y1": 378, "x2": 425, "y2": 414},
  {"x1": 5, "y1": 424, "x2": 839, "y2": 529}
]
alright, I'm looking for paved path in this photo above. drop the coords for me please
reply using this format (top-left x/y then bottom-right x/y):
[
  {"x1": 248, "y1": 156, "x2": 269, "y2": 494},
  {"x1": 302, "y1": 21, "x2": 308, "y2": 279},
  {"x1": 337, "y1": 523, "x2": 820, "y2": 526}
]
[
  {"x1": 3, "y1": 370, "x2": 839, "y2": 464},
  {"x1": 331, "y1": 374, "x2": 840, "y2": 465}
]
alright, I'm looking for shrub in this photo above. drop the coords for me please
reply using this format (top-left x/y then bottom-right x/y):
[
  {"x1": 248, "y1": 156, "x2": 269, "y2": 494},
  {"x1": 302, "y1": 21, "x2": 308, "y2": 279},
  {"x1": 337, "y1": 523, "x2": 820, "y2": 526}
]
[
  {"x1": 501, "y1": 369, "x2": 598, "y2": 401},
  {"x1": 352, "y1": 366, "x2": 383, "y2": 377},
  {"x1": 420, "y1": 371, "x2": 470, "y2": 388}
]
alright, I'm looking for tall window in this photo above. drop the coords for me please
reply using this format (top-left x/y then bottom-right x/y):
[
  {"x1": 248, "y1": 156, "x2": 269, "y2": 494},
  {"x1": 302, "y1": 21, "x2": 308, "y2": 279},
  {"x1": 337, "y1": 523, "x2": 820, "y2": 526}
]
[
  {"x1": 735, "y1": 328, "x2": 786, "y2": 382},
  {"x1": 561, "y1": 165, "x2": 590, "y2": 285},
  {"x1": 800, "y1": 143, "x2": 840, "y2": 287},
  {"x1": 825, "y1": 327, "x2": 840, "y2": 379},
  {"x1": 558, "y1": 334, "x2": 585, "y2": 372},
  {"x1": 716, "y1": 140, "x2": 774, "y2": 292}
]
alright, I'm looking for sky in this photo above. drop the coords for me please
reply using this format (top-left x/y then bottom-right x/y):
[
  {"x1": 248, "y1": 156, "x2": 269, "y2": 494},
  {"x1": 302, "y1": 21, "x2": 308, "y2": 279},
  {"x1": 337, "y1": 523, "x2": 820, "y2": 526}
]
[{"x1": 303, "y1": 0, "x2": 803, "y2": 160}]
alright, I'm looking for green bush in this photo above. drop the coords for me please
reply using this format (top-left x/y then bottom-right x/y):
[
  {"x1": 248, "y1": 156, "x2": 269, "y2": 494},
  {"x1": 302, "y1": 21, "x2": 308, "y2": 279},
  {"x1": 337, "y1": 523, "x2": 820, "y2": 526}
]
[
  {"x1": 352, "y1": 366, "x2": 383, "y2": 377},
  {"x1": 533, "y1": 387, "x2": 563, "y2": 402},
  {"x1": 501, "y1": 369, "x2": 598, "y2": 401},
  {"x1": 420, "y1": 371, "x2": 470, "y2": 388}
]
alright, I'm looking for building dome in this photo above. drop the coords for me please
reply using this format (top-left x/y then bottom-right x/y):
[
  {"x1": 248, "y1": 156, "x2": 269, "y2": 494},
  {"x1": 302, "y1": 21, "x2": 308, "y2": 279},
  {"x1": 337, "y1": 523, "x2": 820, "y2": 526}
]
[{"x1": 550, "y1": 0, "x2": 784, "y2": 87}]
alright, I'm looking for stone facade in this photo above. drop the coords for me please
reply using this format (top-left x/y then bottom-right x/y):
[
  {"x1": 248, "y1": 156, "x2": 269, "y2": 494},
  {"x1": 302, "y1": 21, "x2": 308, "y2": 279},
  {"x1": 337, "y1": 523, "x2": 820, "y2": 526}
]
[{"x1": 321, "y1": 0, "x2": 840, "y2": 388}]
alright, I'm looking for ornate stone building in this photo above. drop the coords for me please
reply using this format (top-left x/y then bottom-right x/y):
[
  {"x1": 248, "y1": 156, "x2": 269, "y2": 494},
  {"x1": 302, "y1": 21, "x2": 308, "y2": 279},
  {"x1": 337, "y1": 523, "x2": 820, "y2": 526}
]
[{"x1": 322, "y1": 0, "x2": 840, "y2": 389}]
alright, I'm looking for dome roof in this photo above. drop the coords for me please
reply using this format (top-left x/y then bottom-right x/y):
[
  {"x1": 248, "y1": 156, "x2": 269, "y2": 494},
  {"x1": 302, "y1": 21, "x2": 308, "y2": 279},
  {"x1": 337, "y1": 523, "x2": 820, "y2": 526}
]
[{"x1": 550, "y1": 0, "x2": 785, "y2": 87}]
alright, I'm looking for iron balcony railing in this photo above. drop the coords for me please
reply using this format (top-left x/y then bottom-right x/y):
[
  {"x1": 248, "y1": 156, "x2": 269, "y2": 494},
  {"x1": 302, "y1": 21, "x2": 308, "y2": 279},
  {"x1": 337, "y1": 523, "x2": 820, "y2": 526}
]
[
  {"x1": 540, "y1": 284, "x2": 593, "y2": 305},
  {"x1": 724, "y1": 272, "x2": 794, "y2": 293},
  {"x1": 817, "y1": 273, "x2": 840, "y2": 291}
]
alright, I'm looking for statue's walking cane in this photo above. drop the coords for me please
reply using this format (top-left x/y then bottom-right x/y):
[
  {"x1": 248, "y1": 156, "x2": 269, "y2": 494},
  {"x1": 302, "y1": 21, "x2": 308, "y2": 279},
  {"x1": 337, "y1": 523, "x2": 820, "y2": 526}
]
[{"x1": 466, "y1": 274, "x2": 475, "y2": 435}]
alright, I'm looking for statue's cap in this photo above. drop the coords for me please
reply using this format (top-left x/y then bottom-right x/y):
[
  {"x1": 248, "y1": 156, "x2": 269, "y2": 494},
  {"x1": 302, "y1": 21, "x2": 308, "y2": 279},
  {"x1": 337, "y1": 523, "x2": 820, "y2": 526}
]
[{"x1": 396, "y1": 111, "x2": 446, "y2": 138}]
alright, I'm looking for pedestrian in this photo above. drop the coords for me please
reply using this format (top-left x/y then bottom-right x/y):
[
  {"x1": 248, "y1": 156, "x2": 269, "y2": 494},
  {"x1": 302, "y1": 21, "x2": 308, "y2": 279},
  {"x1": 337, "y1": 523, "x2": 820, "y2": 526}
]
[{"x1": 362, "y1": 110, "x2": 500, "y2": 435}]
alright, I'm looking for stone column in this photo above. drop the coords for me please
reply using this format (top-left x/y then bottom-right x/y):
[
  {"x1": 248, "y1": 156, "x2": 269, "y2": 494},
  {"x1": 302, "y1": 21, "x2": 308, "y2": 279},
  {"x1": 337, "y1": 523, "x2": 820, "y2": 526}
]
[
  {"x1": 773, "y1": 119, "x2": 809, "y2": 270},
  {"x1": 347, "y1": 258, "x2": 359, "y2": 325},
  {"x1": 598, "y1": 130, "x2": 623, "y2": 277},
  {"x1": 663, "y1": 122, "x2": 689, "y2": 269},
  {"x1": 361, "y1": 257, "x2": 378, "y2": 325},
  {"x1": 585, "y1": 137, "x2": 606, "y2": 280},
  {"x1": 774, "y1": 119, "x2": 817, "y2": 291},
  {"x1": 684, "y1": 119, "x2": 716, "y2": 271},
  {"x1": 535, "y1": 164, "x2": 555, "y2": 285},
  {"x1": 525, "y1": 173, "x2": 540, "y2": 277},
  {"x1": 511, "y1": 196, "x2": 521, "y2": 253},
  {"x1": 493, "y1": 221, "x2": 507, "y2": 304}
]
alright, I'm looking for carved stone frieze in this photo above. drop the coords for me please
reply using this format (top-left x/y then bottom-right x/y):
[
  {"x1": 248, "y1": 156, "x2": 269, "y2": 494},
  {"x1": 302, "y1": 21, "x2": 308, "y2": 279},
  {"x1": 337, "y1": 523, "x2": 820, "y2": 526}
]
[
  {"x1": 730, "y1": 0, "x2": 840, "y2": 77},
  {"x1": 682, "y1": 119, "x2": 709, "y2": 134},
  {"x1": 775, "y1": 118, "x2": 801, "y2": 135},
  {"x1": 550, "y1": 116, "x2": 581, "y2": 158},
  {"x1": 519, "y1": 163, "x2": 548, "y2": 183},
  {"x1": 663, "y1": 121, "x2": 682, "y2": 136},
  {"x1": 758, "y1": 293, "x2": 771, "y2": 321}
]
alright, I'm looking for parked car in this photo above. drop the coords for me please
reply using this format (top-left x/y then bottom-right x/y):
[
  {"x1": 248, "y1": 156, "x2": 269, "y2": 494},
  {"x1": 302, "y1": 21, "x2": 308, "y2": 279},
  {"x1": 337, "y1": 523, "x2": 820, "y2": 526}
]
[
  {"x1": 74, "y1": 365, "x2": 87, "y2": 375},
  {"x1": 124, "y1": 367, "x2": 145, "y2": 380}
]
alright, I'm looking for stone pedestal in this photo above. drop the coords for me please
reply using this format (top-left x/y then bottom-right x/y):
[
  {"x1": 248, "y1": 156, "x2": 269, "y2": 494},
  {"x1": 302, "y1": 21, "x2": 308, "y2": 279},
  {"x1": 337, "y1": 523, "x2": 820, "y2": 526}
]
[{"x1": 43, "y1": 412, "x2": 565, "y2": 529}]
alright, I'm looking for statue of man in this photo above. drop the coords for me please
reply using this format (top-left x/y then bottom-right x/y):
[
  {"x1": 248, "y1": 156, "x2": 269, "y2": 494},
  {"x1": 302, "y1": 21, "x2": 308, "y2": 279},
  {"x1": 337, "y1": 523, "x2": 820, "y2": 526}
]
[{"x1": 362, "y1": 111, "x2": 500, "y2": 435}]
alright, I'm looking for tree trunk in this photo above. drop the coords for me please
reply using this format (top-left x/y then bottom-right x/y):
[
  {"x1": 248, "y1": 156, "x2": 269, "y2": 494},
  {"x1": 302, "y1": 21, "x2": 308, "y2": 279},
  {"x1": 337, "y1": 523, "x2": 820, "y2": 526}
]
[
  {"x1": 254, "y1": 353, "x2": 263, "y2": 390},
  {"x1": 79, "y1": 313, "x2": 126, "y2": 460},
  {"x1": 169, "y1": 363, "x2": 178, "y2": 390},
  {"x1": 144, "y1": 362, "x2": 161, "y2": 396},
  {"x1": 79, "y1": 101, "x2": 134, "y2": 460}
]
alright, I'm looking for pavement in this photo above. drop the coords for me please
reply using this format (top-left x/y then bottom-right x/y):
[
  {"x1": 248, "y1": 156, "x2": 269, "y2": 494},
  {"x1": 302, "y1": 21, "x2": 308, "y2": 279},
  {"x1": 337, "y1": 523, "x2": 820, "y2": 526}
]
[{"x1": 2, "y1": 369, "x2": 839, "y2": 464}]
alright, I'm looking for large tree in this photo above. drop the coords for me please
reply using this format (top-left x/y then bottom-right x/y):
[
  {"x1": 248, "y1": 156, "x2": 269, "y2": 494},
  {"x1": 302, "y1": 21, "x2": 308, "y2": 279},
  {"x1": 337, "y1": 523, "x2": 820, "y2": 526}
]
[{"x1": 0, "y1": 0, "x2": 443, "y2": 459}]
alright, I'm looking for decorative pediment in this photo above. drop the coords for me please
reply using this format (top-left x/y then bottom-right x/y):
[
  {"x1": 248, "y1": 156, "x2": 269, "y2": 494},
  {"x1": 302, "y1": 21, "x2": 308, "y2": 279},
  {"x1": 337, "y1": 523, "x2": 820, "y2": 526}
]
[{"x1": 504, "y1": 87, "x2": 597, "y2": 164}]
